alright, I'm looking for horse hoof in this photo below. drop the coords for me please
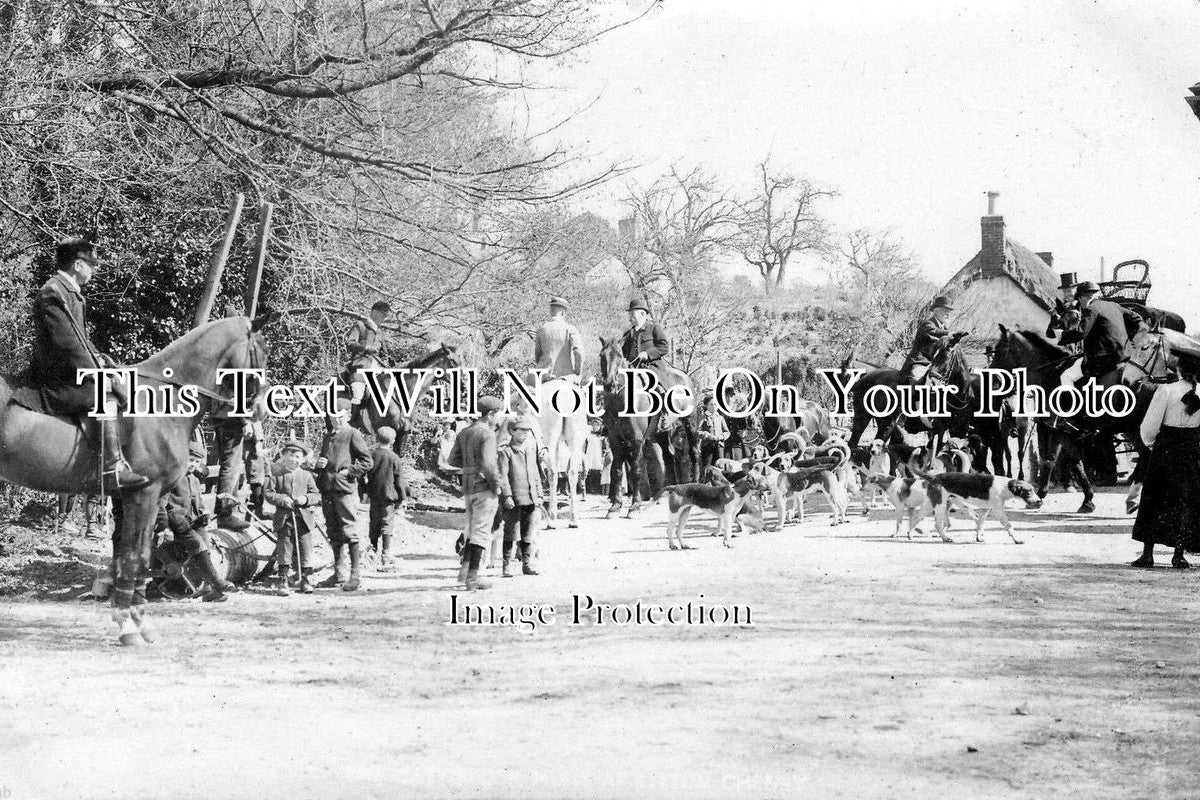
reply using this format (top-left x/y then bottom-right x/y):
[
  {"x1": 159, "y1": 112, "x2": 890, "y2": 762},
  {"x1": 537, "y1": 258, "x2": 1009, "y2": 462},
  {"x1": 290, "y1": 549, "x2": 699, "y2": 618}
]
[
  {"x1": 1077, "y1": 501, "x2": 1095, "y2": 514},
  {"x1": 668, "y1": 543, "x2": 679, "y2": 550},
  {"x1": 118, "y1": 632, "x2": 145, "y2": 647},
  {"x1": 568, "y1": 522, "x2": 579, "y2": 529}
]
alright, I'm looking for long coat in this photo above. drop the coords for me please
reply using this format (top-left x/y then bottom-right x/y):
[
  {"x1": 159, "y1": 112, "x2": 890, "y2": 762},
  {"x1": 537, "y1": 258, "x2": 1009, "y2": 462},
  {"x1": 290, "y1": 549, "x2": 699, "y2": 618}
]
[
  {"x1": 264, "y1": 463, "x2": 321, "y2": 533},
  {"x1": 905, "y1": 316, "x2": 950, "y2": 367},
  {"x1": 31, "y1": 272, "x2": 102, "y2": 414},
  {"x1": 1079, "y1": 299, "x2": 1140, "y2": 376},
  {"x1": 534, "y1": 318, "x2": 583, "y2": 378},
  {"x1": 316, "y1": 425, "x2": 373, "y2": 495},
  {"x1": 621, "y1": 323, "x2": 669, "y2": 364}
]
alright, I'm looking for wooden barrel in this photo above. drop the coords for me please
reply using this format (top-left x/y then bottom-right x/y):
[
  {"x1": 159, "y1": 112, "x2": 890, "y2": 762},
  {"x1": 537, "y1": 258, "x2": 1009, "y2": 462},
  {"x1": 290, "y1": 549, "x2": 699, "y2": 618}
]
[{"x1": 211, "y1": 525, "x2": 277, "y2": 584}]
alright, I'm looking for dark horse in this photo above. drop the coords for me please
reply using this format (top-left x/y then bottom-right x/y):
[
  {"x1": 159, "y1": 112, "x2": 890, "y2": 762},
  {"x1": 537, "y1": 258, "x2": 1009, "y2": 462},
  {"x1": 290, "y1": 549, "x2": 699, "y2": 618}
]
[
  {"x1": 0, "y1": 317, "x2": 270, "y2": 645},
  {"x1": 989, "y1": 324, "x2": 1164, "y2": 514},
  {"x1": 845, "y1": 346, "x2": 977, "y2": 451},
  {"x1": 598, "y1": 337, "x2": 697, "y2": 518}
]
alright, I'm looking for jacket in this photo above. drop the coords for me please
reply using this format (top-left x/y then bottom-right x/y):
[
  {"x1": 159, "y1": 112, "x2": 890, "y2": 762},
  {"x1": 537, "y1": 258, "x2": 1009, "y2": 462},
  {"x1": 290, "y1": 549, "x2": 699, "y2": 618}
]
[
  {"x1": 316, "y1": 424, "x2": 373, "y2": 495},
  {"x1": 159, "y1": 469, "x2": 205, "y2": 537},
  {"x1": 31, "y1": 271, "x2": 103, "y2": 413},
  {"x1": 497, "y1": 442, "x2": 545, "y2": 506},
  {"x1": 905, "y1": 316, "x2": 951, "y2": 366},
  {"x1": 448, "y1": 421, "x2": 500, "y2": 495},
  {"x1": 346, "y1": 318, "x2": 384, "y2": 371},
  {"x1": 699, "y1": 411, "x2": 729, "y2": 443},
  {"x1": 366, "y1": 445, "x2": 408, "y2": 504},
  {"x1": 264, "y1": 462, "x2": 321, "y2": 533},
  {"x1": 534, "y1": 318, "x2": 583, "y2": 378},
  {"x1": 621, "y1": 322, "x2": 669, "y2": 364},
  {"x1": 1079, "y1": 299, "x2": 1140, "y2": 375}
]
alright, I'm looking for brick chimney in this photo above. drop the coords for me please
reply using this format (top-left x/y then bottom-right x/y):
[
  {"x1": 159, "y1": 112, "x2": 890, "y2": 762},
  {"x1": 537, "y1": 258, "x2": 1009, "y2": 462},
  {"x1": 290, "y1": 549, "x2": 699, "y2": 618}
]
[
  {"x1": 1036, "y1": 252, "x2": 1053, "y2": 268},
  {"x1": 980, "y1": 191, "x2": 1005, "y2": 278}
]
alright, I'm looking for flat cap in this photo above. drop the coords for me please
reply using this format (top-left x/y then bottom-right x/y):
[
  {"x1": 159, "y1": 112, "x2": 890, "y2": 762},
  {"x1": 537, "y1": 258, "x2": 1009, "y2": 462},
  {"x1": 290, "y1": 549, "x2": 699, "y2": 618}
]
[
  {"x1": 549, "y1": 296, "x2": 569, "y2": 310},
  {"x1": 188, "y1": 441, "x2": 207, "y2": 460},
  {"x1": 56, "y1": 238, "x2": 103, "y2": 269},
  {"x1": 280, "y1": 439, "x2": 310, "y2": 456},
  {"x1": 628, "y1": 297, "x2": 650, "y2": 313},
  {"x1": 510, "y1": 416, "x2": 536, "y2": 432},
  {"x1": 930, "y1": 295, "x2": 954, "y2": 311},
  {"x1": 478, "y1": 396, "x2": 503, "y2": 414}
]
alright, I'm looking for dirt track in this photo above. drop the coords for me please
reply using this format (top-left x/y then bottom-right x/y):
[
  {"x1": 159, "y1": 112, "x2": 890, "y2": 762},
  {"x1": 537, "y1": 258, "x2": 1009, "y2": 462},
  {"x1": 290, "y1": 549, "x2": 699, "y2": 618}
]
[{"x1": 3, "y1": 488, "x2": 1200, "y2": 799}]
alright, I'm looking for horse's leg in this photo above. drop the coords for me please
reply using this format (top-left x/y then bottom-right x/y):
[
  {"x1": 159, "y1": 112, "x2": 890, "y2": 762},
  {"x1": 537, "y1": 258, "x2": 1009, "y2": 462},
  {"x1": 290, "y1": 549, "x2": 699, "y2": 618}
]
[
  {"x1": 605, "y1": 440, "x2": 624, "y2": 518},
  {"x1": 627, "y1": 437, "x2": 648, "y2": 517},
  {"x1": 1071, "y1": 446, "x2": 1096, "y2": 513},
  {"x1": 112, "y1": 487, "x2": 160, "y2": 646}
]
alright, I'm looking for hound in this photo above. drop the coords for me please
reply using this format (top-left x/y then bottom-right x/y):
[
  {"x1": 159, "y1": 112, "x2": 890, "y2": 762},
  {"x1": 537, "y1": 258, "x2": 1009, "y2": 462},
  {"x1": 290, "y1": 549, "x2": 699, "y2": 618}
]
[
  {"x1": 656, "y1": 473, "x2": 768, "y2": 549},
  {"x1": 776, "y1": 453, "x2": 849, "y2": 527},
  {"x1": 857, "y1": 469, "x2": 949, "y2": 541},
  {"x1": 919, "y1": 471, "x2": 1042, "y2": 544},
  {"x1": 855, "y1": 439, "x2": 893, "y2": 514}
]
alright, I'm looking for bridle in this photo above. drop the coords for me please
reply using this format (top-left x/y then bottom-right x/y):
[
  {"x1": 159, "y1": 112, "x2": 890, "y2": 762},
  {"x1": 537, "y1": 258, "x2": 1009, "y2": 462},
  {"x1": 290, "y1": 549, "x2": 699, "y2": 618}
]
[{"x1": 133, "y1": 329, "x2": 267, "y2": 409}]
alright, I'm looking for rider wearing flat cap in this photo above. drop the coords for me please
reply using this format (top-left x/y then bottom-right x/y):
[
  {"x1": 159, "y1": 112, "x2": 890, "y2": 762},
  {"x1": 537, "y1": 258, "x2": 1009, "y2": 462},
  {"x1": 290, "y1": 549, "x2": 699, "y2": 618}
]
[
  {"x1": 346, "y1": 300, "x2": 391, "y2": 428},
  {"x1": 533, "y1": 296, "x2": 583, "y2": 382},
  {"x1": 31, "y1": 239, "x2": 147, "y2": 490},
  {"x1": 903, "y1": 295, "x2": 966, "y2": 382}
]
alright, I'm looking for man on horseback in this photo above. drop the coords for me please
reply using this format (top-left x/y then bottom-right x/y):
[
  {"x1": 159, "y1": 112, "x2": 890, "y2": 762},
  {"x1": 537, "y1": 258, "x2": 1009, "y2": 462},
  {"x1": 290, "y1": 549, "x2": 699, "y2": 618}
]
[
  {"x1": 346, "y1": 300, "x2": 391, "y2": 429},
  {"x1": 534, "y1": 296, "x2": 583, "y2": 382},
  {"x1": 1058, "y1": 281, "x2": 1141, "y2": 389},
  {"x1": 622, "y1": 297, "x2": 672, "y2": 388},
  {"x1": 31, "y1": 239, "x2": 147, "y2": 490},
  {"x1": 901, "y1": 295, "x2": 967, "y2": 383}
]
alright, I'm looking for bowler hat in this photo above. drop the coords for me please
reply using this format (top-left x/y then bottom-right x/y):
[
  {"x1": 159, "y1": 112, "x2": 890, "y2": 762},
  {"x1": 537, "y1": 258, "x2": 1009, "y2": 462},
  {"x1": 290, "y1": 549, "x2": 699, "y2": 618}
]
[
  {"x1": 628, "y1": 297, "x2": 651, "y2": 313},
  {"x1": 56, "y1": 238, "x2": 103, "y2": 269},
  {"x1": 1059, "y1": 272, "x2": 1078, "y2": 290},
  {"x1": 549, "y1": 296, "x2": 569, "y2": 310},
  {"x1": 1074, "y1": 280, "x2": 1101, "y2": 297},
  {"x1": 280, "y1": 439, "x2": 310, "y2": 456},
  {"x1": 930, "y1": 295, "x2": 954, "y2": 311},
  {"x1": 188, "y1": 441, "x2": 206, "y2": 460},
  {"x1": 478, "y1": 396, "x2": 503, "y2": 414}
]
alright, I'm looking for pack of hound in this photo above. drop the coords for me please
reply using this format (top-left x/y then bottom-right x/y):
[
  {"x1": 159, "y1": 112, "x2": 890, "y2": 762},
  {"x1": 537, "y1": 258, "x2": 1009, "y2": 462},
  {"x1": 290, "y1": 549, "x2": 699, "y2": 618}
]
[{"x1": 651, "y1": 412, "x2": 1042, "y2": 550}]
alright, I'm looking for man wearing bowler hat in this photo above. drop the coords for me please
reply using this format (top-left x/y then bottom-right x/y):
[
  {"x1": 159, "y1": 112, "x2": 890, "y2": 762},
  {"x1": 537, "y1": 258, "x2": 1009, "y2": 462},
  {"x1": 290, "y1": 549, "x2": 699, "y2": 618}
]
[
  {"x1": 902, "y1": 295, "x2": 966, "y2": 382},
  {"x1": 622, "y1": 297, "x2": 673, "y2": 388},
  {"x1": 533, "y1": 296, "x2": 583, "y2": 382},
  {"x1": 31, "y1": 238, "x2": 147, "y2": 490}
]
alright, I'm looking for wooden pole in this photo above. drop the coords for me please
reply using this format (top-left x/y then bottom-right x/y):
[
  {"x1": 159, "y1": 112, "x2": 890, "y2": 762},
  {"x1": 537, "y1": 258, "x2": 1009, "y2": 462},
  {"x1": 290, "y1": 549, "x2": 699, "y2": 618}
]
[
  {"x1": 243, "y1": 202, "x2": 274, "y2": 318},
  {"x1": 193, "y1": 192, "x2": 245, "y2": 328}
]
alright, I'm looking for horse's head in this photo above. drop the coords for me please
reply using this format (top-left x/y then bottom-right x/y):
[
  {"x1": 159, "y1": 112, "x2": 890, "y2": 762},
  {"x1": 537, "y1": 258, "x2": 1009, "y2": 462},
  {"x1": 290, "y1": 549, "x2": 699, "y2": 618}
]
[
  {"x1": 597, "y1": 335, "x2": 626, "y2": 391},
  {"x1": 1123, "y1": 327, "x2": 1174, "y2": 386},
  {"x1": 1047, "y1": 297, "x2": 1082, "y2": 339}
]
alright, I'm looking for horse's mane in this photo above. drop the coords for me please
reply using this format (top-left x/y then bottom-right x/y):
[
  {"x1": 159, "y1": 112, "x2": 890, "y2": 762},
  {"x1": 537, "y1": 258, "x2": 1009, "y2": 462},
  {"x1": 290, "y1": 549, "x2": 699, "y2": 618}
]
[
  {"x1": 403, "y1": 343, "x2": 452, "y2": 370},
  {"x1": 140, "y1": 317, "x2": 249, "y2": 367},
  {"x1": 1009, "y1": 328, "x2": 1071, "y2": 359}
]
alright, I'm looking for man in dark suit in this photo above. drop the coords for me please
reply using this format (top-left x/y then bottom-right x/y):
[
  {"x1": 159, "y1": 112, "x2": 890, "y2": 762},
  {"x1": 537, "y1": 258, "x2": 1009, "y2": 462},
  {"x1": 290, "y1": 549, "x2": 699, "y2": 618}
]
[
  {"x1": 1059, "y1": 281, "x2": 1142, "y2": 387},
  {"x1": 31, "y1": 239, "x2": 147, "y2": 489},
  {"x1": 902, "y1": 295, "x2": 966, "y2": 382},
  {"x1": 621, "y1": 297, "x2": 677, "y2": 392},
  {"x1": 314, "y1": 398, "x2": 374, "y2": 591}
]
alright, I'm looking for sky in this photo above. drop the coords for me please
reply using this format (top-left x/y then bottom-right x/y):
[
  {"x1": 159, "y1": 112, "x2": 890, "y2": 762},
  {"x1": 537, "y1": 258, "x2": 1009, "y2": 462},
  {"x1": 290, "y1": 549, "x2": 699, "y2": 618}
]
[{"x1": 515, "y1": 0, "x2": 1200, "y2": 328}]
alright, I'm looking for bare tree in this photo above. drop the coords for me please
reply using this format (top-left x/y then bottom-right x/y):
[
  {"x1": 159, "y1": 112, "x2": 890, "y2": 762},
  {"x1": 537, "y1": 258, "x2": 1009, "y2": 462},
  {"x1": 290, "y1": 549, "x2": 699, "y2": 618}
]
[{"x1": 737, "y1": 161, "x2": 835, "y2": 294}]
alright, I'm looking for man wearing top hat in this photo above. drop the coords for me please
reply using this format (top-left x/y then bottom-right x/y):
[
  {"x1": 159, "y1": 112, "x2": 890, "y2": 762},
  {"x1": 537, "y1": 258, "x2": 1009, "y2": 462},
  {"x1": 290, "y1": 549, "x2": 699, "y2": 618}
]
[
  {"x1": 902, "y1": 295, "x2": 966, "y2": 382},
  {"x1": 31, "y1": 238, "x2": 147, "y2": 490},
  {"x1": 533, "y1": 296, "x2": 583, "y2": 382},
  {"x1": 1058, "y1": 280, "x2": 1142, "y2": 389}
]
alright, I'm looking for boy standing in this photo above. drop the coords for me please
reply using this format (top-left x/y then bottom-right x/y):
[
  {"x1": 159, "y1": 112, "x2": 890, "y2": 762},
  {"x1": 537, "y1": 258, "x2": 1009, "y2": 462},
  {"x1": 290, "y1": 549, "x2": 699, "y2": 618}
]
[
  {"x1": 265, "y1": 440, "x2": 321, "y2": 596},
  {"x1": 365, "y1": 426, "x2": 408, "y2": 570},
  {"x1": 448, "y1": 396, "x2": 503, "y2": 590},
  {"x1": 315, "y1": 397, "x2": 374, "y2": 592},
  {"x1": 159, "y1": 441, "x2": 237, "y2": 602},
  {"x1": 497, "y1": 417, "x2": 545, "y2": 577}
]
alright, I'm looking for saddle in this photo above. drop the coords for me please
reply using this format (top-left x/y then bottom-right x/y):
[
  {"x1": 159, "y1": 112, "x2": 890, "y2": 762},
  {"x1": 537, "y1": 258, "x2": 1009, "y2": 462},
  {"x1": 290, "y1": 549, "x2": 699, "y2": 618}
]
[{"x1": 4, "y1": 369, "x2": 64, "y2": 418}]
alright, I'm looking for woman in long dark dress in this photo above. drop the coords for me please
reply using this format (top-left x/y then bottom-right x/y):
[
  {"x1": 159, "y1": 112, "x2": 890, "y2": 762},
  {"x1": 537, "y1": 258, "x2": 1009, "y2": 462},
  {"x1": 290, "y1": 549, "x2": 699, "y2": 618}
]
[{"x1": 1131, "y1": 349, "x2": 1200, "y2": 568}]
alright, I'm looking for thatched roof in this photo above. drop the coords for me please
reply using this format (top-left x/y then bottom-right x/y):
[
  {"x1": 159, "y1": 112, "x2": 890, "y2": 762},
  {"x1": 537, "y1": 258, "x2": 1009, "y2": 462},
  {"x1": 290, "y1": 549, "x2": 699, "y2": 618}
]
[{"x1": 941, "y1": 238, "x2": 1058, "y2": 311}]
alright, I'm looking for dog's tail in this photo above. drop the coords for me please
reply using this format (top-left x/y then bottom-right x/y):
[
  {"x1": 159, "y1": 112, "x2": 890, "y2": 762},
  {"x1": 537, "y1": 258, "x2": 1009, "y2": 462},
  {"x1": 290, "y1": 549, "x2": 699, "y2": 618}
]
[{"x1": 652, "y1": 484, "x2": 679, "y2": 503}]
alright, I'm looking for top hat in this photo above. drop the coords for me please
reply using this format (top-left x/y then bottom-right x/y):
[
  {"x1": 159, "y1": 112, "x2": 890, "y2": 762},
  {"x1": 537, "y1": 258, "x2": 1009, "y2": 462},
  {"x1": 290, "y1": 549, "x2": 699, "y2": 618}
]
[
  {"x1": 1074, "y1": 280, "x2": 1101, "y2": 297},
  {"x1": 1058, "y1": 272, "x2": 1078, "y2": 290},
  {"x1": 628, "y1": 297, "x2": 651, "y2": 313},
  {"x1": 930, "y1": 295, "x2": 954, "y2": 311}
]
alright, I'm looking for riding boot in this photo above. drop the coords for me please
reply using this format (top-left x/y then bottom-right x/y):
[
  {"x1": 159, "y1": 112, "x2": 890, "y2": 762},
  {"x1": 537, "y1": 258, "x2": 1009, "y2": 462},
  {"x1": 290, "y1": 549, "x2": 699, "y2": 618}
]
[
  {"x1": 342, "y1": 542, "x2": 362, "y2": 591},
  {"x1": 197, "y1": 551, "x2": 236, "y2": 602},
  {"x1": 100, "y1": 419, "x2": 149, "y2": 490},
  {"x1": 502, "y1": 540, "x2": 515, "y2": 578},
  {"x1": 465, "y1": 544, "x2": 493, "y2": 590},
  {"x1": 317, "y1": 543, "x2": 344, "y2": 588}
]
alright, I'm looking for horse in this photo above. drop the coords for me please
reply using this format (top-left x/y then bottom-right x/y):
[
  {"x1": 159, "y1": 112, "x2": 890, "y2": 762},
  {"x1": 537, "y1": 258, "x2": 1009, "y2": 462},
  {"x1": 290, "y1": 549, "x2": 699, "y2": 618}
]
[
  {"x1": 989, "y1": 324, "x2": 1167, "y2": 514},
  {"x1": 517, "y1": 378, "x2": 589, "y2": 529},
  {"x1": 0, "y1": 316, "x2": 270, "y2": 645},
  {"x1": 845, "y1": 346, "x2": 976, "y2": 453},
  {"x1": 352, "y1": 343, "x2": 459, "y2": 455},
  {"x1": 597, "y1": 336, "x2": 697, "y2": 518}
]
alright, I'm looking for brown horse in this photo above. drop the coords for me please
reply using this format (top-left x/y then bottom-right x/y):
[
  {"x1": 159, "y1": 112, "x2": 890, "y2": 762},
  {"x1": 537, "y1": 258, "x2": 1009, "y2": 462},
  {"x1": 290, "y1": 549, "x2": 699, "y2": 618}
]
[
  {"x1": 598, "y1": 336, "x2": 697, "y2": 518},
  {"x1": 0, "y1": 316, "x2": 270, "y2": 645},
  {"x1": 354, "y1": 343, "x2": 459, "y2": 455}
]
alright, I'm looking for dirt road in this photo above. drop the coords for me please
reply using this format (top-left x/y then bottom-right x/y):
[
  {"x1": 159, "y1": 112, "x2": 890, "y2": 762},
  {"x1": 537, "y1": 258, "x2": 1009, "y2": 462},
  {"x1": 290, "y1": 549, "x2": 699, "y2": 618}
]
[{"x1": 3, "y1": 488, "x2": 1199, "y2": 799}]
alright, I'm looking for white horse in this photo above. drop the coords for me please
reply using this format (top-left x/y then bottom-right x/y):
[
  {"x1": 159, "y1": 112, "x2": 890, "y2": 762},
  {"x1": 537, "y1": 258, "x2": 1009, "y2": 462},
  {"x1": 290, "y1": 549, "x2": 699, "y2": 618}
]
[{"x1": 535, "y1": 379, "x2": 588, "y2": 528}]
